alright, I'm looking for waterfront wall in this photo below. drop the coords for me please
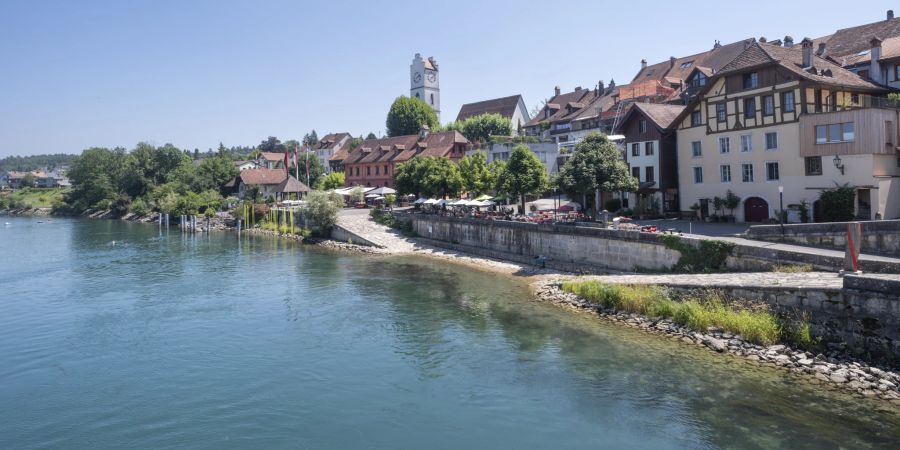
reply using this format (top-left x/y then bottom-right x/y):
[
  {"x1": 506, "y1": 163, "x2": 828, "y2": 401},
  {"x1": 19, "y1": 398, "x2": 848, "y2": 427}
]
[
  {"x1": 661, "y1": 282, "x2": 900, "y2": 363},
  {"x1": 746, "y1": 220, "x2": 900, "y2": 257},
  {"x1": 397, "y1": 213, "x2": 900, "y2": 273}
]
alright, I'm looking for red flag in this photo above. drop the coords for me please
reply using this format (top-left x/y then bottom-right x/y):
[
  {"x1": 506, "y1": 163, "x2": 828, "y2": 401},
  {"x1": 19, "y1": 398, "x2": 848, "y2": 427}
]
[{"x1": 294, "y1": 145, "x2": 300, "y2": 181}]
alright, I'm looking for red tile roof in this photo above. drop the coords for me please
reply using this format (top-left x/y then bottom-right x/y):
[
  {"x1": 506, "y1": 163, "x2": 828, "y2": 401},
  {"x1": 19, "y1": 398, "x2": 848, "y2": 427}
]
[
  {"x1": 237, "y1": 169, "x2": 290, "y2": 186},
  {"x1": 455, "y1": 95, "x2": 524, "y2": 122},
  {"x1": 341, "y1": 131, "x2": 468, "y2": 165}
]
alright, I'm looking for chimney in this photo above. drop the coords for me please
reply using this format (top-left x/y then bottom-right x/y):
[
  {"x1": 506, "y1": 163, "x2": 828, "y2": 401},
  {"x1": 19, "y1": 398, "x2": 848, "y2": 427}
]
[
  {"x1": 641, "y1": 59, "x2": 647, "y2": 69},
  {"x1": 419, "y1": 124, "x2": 430, "y2": 140},
  {"x1": 609, "y1": 79, "x2": 616, "y2": 91},
  {"x1": 575, "y1": 86, "x2": 582, "y2": 91},
  {"x1": 801, "y1": 38, "x2": 813, "y2": 68},
  {"x1": 816, "y1": 42, "x2": 827, "y2": 56},
  {"x1": 554, "y1": 86, "x2": 561, "y2": 96},
  {"x1": 889, "y1": 9, "x2": 895, "y2": 20},
  {"x1": 669, "y1": 56, "x2": 677, "y2": 69},
  {"x1": 597, "y1": 80, "x2": 605, "y2": 95},
  {"x1": 770, "y1": 39, "x2": 782, "y2": 46},
  {"x1": 871, "y1": 37, "x2": 884, "y2": 84},
  {"x1": 759, "y1": 36, "x2": 767, "y2": 43},
  {"x1": 713, "y1": 40, "x2": 722, "y2": 49},
  {"x1": 784, "y1": 36, "x2": 794, "y2": 47}
]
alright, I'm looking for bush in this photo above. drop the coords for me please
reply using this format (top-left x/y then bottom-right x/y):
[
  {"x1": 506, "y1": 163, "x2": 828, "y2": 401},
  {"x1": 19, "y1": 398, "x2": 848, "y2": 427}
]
[
  {"x1": 818, "y1": 184, "x2": 855, "y2": 222},
  {"x1": 303, "y1": 191, "x2": 343, "y2": 231},
  {"x1": 659, "y1": 235, "x2": 735, "y2": 273},
  {"x1": 130, "y1": 198, "x2": 150, "y2": 216}
]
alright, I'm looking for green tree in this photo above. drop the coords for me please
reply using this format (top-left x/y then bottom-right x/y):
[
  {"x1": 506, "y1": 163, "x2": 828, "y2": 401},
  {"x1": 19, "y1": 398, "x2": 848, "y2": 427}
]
[
  {"x1": 303, "y1": 191, "x2": 343, "y2": 232},
  {"x1": 65, "y1": 147, "x2": 127, "y2": 210},
  {"x1": 495, "y1": 145, "x2": 548, "y2": 213},
  {"x1": 455, "y1": 113, "x2": 513, "y2": 144},
  {"x1": 350, "y1": 187, "x2": 365, "y2": 204},
  {"x1": 319, "y1": 172, "x2": 346, "y2": 190},
  {"x1": 423, "y1": 157, "x2": 463, "y2": 198},
  {"x1": 21, "y1": 173, "x2": 35, "y2": 188},
  {"x1": 366, "y1": 132, "x2": 377, "y2": 140},
  {"x1": 394, "y1": 156, "x2": 434, "y2": 198},
  {"x1": 302, "y1": 130, "x2": 319, "y2": 146},
  {"x1": 457, "y1": 151, "x2": 493, "y2": 196},
  {"x1": 259, "y1": 136, "x2": 283, "y2": 153},
  {"x1": 197, "y1": 155, "x2": 238, "y2": 193},
  {"x1": 555, "y1": 133, "x2": 637, "y2": 214},
  {"x1": 297, "y1": 151, "x2": 325, "y2": 188},
  {"x1": 386, "y1": 96, "x2": 439, "y2": 137}
]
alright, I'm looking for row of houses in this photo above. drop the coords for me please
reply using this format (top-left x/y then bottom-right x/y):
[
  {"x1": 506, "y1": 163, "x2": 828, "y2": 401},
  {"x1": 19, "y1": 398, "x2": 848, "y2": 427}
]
[
  {"x1": 0, "y1": 169, "x2": 70, "y2": 189},
  {"x1": 282, "y1": 9, "x2": 900, "y2": 222}
]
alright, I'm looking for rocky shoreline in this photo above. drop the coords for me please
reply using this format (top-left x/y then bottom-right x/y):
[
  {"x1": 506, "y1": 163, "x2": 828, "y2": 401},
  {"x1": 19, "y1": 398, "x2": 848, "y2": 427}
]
[{"x1": 533, "y1": 280, "x2": 900, "y2": 403}]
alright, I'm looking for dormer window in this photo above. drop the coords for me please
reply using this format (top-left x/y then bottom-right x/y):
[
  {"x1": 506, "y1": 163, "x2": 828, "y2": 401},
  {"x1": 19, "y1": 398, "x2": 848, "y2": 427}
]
[
  {"x1": 639, "y1": 119, "x2": 647, "y2": 133},
  {"x1": 680, "y1": 61, "x2": 694, "y2": 69},
  {"x1": 742, "y1": 72, "x2": 759, "y2": 89}
]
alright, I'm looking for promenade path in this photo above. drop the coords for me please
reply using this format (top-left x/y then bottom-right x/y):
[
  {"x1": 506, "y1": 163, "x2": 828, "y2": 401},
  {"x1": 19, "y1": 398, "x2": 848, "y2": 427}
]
[{"x1": 335, "y1": 211, "x2": 900, "y2": 290}]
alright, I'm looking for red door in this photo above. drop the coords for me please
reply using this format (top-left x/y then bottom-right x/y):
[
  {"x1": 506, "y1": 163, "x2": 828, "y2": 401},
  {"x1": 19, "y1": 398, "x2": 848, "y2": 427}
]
[{"x1": 744, "y1": 197, "x2": 769, "y2": 222}]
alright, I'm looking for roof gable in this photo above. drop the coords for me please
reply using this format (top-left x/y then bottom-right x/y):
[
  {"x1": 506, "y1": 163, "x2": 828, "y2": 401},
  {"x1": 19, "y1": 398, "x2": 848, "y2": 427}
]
[{"x1": 456, "y1": 95, "x2": 525, "y2": 122}]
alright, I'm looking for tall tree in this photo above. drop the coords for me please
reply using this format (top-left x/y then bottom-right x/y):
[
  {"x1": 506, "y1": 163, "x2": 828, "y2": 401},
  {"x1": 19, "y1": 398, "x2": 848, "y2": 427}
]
[
  {"x1": 554, "y1": 133, "x2": 637, "y2": 215},
  {"x1": 365, "y1": 132, "x2": 377, "y2": 140},
  {"x1": 386, "y1": 96, "x2": 439, "y2": 137},
  {"x1": 302, "y1": 130, "x2": 319, "y2": 146},
  {"x1": 319, "y1": 172, "x2": 345, "y2": 190},
  {"x1": 454, "y1": 113, "x2": 513, "y2": 144},
  {"x1": 457, "y1": 151, "x2": 493, "y2": 196},
  {"x1": 423, "y1": 157, "x2": 463, "y2": 198},
  {"x1": 393, "y1": 157, "x2": 433, "y2": 198},
  {"x1": 495, "y1": 145, "x2": 548, "y2": 213},
  {"x1": 259, "y1": 136, "x2": 283, "y2": 153},
  {"x1": 297, "y1": 151, "x2": 326, "y2": 188}
]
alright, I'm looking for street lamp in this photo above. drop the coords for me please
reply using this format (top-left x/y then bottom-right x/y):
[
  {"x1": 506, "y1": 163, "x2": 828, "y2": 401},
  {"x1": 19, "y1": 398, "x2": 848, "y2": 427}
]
[
  {"x1": 778, "y1": 185, "x2": 785, "y2": 240},
  {"x1": 833, "y1": 155, "x2": 845, "y2": 175}
]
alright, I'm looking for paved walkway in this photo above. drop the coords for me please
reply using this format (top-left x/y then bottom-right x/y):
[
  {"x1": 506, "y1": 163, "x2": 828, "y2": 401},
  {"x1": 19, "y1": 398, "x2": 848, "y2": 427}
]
[
  {"x1": 694, "y1": 234, "x2": 900, "y2": 264},
  {"x1": 336, "y1": 210, "x2": 417, "y2": 253},
  {"x1": 567, "y1": 272, "x2": 845, "y2": 290}
]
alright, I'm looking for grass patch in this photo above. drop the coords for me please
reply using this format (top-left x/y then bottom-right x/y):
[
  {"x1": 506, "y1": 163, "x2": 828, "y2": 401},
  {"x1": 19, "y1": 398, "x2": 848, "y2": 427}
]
[
  {"x1": 773, "y1": 264, "x2": 814, "y2": 273},
  {"x1": 561, "y1": 281, "x2": 782, "y2": 345},
  {"x1": 1, "y1": 187, "x2": 67, "y2": 209}
]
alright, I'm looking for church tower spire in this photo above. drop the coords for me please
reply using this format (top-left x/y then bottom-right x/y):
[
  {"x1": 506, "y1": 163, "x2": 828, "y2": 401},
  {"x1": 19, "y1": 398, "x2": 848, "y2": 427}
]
[{"x1": 410, "y1": 53, "x2": 440, "y2": 121}]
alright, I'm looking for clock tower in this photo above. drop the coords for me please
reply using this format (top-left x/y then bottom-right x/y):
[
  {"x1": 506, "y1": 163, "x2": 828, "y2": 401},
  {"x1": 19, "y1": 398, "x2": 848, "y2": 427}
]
[{"x1": 410, "y1": 53, "x2": 440, "y2": 121}]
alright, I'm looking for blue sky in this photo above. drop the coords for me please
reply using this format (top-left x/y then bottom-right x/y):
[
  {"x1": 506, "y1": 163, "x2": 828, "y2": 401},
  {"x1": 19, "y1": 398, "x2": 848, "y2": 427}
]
[{"x1": 0, "y1": 0, "x2": 890, "y2": 156}]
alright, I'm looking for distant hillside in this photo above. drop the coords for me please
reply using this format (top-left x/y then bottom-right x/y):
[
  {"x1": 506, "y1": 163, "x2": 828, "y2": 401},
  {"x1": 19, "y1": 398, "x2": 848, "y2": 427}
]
[{"x1": 0, "y1": 154, "x2": 79, "y2": 172}]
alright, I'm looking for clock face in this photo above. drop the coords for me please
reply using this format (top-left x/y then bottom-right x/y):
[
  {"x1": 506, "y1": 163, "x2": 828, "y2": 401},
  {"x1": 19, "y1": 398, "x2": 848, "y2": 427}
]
[
  {"x1": 426, "y1": 71, "x2": 436, "y2": 83},
  {"x1": 413, "y1": 72, "x2": 422, "y2": 84}
]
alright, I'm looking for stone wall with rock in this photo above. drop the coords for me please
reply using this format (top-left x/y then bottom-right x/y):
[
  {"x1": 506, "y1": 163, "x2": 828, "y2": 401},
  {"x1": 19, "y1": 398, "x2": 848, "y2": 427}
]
[
  {"x1": 746, "y1": 220, "x2": 900, "y2": 257},
  {"x1": 396, "y1": 213, "x2": 900, "y2": 273}
]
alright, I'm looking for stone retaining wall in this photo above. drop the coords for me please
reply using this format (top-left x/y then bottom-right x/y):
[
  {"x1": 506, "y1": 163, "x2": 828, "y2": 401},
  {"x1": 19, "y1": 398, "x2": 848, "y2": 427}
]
[
  {"x1": 747, "y1": 220, "x2": 900, "y2": 257},
  {"x1": 396, "y1": 213, "x2": 900, "y2": 273}
]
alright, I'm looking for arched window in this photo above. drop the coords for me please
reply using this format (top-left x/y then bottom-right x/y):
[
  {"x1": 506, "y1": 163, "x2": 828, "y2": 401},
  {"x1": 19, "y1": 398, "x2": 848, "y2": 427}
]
[{"x1": 415, "y1": 92, "x2": 420, "y2": 98}]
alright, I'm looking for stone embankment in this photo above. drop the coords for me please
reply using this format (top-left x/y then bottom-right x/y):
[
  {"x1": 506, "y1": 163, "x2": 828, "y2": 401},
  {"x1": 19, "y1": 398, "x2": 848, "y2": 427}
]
[{"x1": 533, "y1": 281, "x2": 900, "y2": 402}]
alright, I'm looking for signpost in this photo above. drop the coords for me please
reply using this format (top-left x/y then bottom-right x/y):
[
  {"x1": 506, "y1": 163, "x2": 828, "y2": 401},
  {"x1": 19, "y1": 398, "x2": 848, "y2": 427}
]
[{"x1": 841, "y1": 222, "x2": 863, "y2": 275}]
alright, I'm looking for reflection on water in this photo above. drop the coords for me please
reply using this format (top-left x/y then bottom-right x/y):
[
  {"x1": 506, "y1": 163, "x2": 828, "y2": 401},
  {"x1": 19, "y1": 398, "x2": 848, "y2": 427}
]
[{"x1": 0, "y1": 217, "x2": 897, "y2": 449}]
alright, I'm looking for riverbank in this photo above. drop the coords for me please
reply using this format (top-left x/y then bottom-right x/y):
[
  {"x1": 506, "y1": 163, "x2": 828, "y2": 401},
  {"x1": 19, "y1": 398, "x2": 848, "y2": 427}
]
[{"x1": 320, "y1": 212, "x2": 900, "y2": 404}]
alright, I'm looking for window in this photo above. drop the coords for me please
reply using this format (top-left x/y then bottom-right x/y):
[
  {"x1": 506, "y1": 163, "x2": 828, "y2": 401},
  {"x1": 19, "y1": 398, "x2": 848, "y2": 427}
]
[
  {"x1": 632, "y1": 166, "x2": 641, "y2": 180},
  {"x1": 355, "y1": 167, "x2": 359, "y2": 176},
  {"x1": 645, "y1": 166, "x2": 655, "y2": 183},
  {"x1": 693, "y1": 166, "x2": 703, "y2": 183},
  {"x1": 815, "y1": 122, "x2": 855, "y2": 143},
  {"x1": 430, "y1": 93, "x2": 434, "y2": 105},
  {"x1": 783, "y1": 91, "x2": 795, "y2": 112},
  {"x1": 631, "y1": 143, "x2": 640, "y2": 157},
  {"x1": 691, "y1": 73, "x2": 707, "y2": 88},
  {"x1": 743, "y1": 72, "x2": 759, "y2": 89},
  {"x1": 680, "y1": 61, "x2": 694, "y2": 69},
  {"x1": 645, "y1": 141, "x2": 654, "y2": 156},
  {"x1": 691, "y1": 111, "x2": 702, "y2": 126},
  {"x1": 766, "y1": 162, "x2": 780, "y2": 181},
  {"x1": 367, "y1": 166, "x2": 371, "y2": 176},
  {"x1": 744, "y1": 98, "x2": 757, "y2": 118},
  {"x1": 691, "y1": 141, "x2": 702, "y2": 157},
  {"x1": 741, "y1": 163, "x2": 754, "y2": 182},
  {"x1": 719, "y1": 137, "x2": 731, "y2": 153},
  {"x1": 716, "y1": 104, "x2": 726, "y2": 122},
  {"x1": 763, "y1": 95, "x2": 775, "y2": 115},
  {"x1": 720, "y1": 164, "x2": 732, "y2": 182},
  {"x1": 639, "y1": 119, "x2": 647, "y2": 133},
  {"x1": 740, "y1": 135, "x2": 752, "y2": 152},
  {"x1": 375, "y1": 166, "x2": 379, "y2": 175},
  {"x1": 805, "y1": 156, "x2": 823, "y2": 176},
  {"x1": 385, "y1": 165, "x2": 389, "y2": 175},
  {"x1": 765, "y1": 132, "x2": 778, "y2": 150}
]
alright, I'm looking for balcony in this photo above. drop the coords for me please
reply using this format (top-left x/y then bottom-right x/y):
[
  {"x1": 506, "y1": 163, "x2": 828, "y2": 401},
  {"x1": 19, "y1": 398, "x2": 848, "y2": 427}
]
[{"x1": 799, "y1": 107, "x2": 900, "y2": 157}]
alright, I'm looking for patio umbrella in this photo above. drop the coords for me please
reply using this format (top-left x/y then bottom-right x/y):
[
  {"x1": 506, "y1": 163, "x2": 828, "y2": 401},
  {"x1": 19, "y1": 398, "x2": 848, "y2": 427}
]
[
  {"x1": 365, "y1": 194, "x2": 380, "y2": 198},
  {"x1": 368, "y1": 187, "x2": 397, "y2": 196},
  {"x1": 414, "y1": 198, "x2": 427, "y2": 204},
  {"x1": 474, "y1": 194, "x2": 494, "y2": 201}
]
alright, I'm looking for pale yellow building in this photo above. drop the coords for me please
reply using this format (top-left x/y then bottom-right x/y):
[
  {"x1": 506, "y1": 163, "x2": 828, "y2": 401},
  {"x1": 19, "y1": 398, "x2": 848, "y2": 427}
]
[{"x1": 676, "y1": 40, "x2": 899, "y2": 222}]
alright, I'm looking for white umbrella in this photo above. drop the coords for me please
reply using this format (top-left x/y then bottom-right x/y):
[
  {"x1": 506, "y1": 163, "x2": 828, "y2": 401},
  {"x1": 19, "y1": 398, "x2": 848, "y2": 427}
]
[
  {"x1": 436, "y1": 199, "x2": 449, "y2": 206},
  {"x1": 414, "y1": 198, "x2": 427, "y2": 204},
  {"x1": 424, "y1": 199, "x2": 438, "y2": 205},
  {"x1": 365, "y1": 194, "x2": 380, "y2": 198}
]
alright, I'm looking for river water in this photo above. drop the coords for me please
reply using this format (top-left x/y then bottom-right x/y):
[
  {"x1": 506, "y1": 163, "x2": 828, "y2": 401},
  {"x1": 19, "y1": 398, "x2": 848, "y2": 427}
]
[{"x1": 0, "y1": 216, "x2": 898, "y2": 449}]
